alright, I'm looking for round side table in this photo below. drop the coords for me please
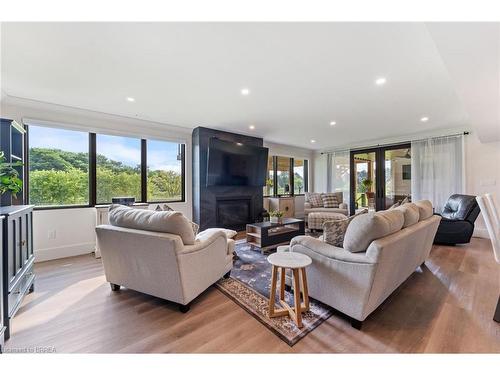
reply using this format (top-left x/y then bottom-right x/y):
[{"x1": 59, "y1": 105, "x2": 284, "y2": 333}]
[{"x1": 267, "y1": 252, "x2": 312, "y2": 328}]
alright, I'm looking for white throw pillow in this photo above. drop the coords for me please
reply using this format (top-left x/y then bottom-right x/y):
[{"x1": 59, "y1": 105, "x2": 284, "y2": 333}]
[
  {"x1": 343, "y1": 209, "x2": 405, "y2": 253},
  {"x1": 394, "y1": 203, "x2": 420, "y2": 228},
  {"x1": 414, "y1": 200, "x2": 433, "y2": 221},
  {"x1": 109, "y1": 204, "x2": 196, "y2": 245}
]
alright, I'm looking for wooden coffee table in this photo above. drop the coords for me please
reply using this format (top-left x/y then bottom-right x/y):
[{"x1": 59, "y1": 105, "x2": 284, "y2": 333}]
[
  {"x1": 246, "y1": 218, "x2": 305, "y2": 254},
  {"x1": 267, "y1": 252, "x2": 312, "y2": 328}
]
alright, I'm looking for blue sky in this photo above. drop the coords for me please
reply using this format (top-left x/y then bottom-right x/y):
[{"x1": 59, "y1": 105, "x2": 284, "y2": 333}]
[{"x1": 30, "y1": 126, "x2": 181, "y2": 172}]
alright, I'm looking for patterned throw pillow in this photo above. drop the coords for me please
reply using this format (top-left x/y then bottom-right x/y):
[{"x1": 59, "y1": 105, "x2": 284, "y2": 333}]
[
  {"x1": 400, "y1": 196, "x2": 410, "y2": 205},
  {"x1": 306, "y1": 192, "x2": 323, "y2": 208},
  {"x1": 322, "y1": 209, "x2": 368, "y2": 247},
  {"x1": 191, "y1": 221, "x2": 200, "y2": 237},
  {"x1": 321, "y1": 193, "x2": 339, "y2": 208}
]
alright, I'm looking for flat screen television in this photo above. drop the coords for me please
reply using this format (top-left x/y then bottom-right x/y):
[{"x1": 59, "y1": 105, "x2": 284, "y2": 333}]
[{"x1": 206, "y1": 137, "x2": 269, "y2": 186}]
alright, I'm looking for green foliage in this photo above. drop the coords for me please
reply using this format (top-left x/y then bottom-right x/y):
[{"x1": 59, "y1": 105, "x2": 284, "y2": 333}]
[
  {"x1": 0, "y1": 151, "x2": 23, "y2": 197},
  {"x1": 29, "y1": 148, "x2": 181, "y2": 206}
]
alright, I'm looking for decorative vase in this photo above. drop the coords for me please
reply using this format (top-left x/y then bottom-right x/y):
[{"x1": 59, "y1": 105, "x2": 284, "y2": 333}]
[{"x1": 270, "y1": 216, "x2": 278, "y2": 223}]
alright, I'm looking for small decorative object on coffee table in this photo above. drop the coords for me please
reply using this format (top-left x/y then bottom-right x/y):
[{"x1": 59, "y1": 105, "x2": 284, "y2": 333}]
[
  {"x1": 267, "y1": 252, "x2": 312, "y2": 328},
  {"x1": 246, "y1": 218, "x2": 305, "y2": 254}
]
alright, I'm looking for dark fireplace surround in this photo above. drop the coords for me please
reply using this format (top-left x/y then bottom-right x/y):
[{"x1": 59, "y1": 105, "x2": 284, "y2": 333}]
[{"x1": 192, "y1": 127, "x2": 265, "y2": 231}]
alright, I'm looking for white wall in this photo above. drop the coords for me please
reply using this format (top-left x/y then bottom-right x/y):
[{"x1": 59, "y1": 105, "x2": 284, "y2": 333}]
[
  {"x1": 1, "y1": 96, "x2": 193, "y2": 262},
  {"x1": 464, "y1": 133, "x2": 500, "y2": 238},
  {"x1": 263, "y1": 141, "x2": 315, "y2": 217}
]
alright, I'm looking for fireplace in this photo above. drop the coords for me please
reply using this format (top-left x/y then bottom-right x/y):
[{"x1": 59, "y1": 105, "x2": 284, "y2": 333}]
[{"x1": 216, "y1": 197, "x2": 253, "y2": 231}]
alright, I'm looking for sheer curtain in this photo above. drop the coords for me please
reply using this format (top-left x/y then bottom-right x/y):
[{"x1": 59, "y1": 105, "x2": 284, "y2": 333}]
[
  {"x1": 326, "y1": 150, "x2": 350, "y2": 207},
  {"x1": 411, "y1": 135, "x2": 464, "y2": 213}
]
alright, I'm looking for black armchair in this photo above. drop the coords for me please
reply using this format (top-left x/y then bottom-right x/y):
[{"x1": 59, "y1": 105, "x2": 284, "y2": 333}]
[{"x1": 434, "y1": 194, "x2": 481, "y2": 245}]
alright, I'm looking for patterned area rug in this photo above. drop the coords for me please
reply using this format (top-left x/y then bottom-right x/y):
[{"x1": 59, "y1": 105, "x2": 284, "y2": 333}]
[{"x1": 215, "y1": 241, "x2": 333, "y2": 346}]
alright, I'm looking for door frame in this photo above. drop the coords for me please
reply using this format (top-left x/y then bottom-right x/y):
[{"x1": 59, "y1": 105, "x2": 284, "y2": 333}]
[{"x1": 349, "y1": 143, "x2": 411, "y2": 214}]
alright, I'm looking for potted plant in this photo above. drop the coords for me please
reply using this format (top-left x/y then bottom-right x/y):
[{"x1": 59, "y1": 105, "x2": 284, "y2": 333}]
[
  {"x1": 0, "y1": 151, "x2": 23, "y2": 200},
  {"x1": 269, "y1": 210, "x2": 284, "y2": 224},
  {"x1": 266, "y1": 178, "x2": 273, "y2": 196}
]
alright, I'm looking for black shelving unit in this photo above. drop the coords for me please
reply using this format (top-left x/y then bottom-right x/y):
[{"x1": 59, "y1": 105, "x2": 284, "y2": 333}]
[{"x1": 0, "y1": 118, "x2": 26, "y2": 207}]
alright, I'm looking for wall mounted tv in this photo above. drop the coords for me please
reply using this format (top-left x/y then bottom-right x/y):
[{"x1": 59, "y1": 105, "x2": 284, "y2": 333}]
[{"x1": 206, "y1": 137, "x2": 269, "y2": 187}]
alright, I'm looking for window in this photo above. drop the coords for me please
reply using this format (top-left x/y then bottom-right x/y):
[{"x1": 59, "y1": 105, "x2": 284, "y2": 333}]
[
  {"x1": 293, "y1": 159, "x2": 307, "y2": 195},
  {"x1": 276, "y1": 156, "x2": 291, "y2": 195},
  {"x1": 28, "y1": 126, "x2": 89, "y2": 207},
  {"x1": 147, "y1": 140, "x2": 184, "y2": 202},
  {"x1": 27, "y1": 124, "x2": 185, "y2": 208},
  {"x1": 264, "y1": 156, "x2": 274, "y2": 196},
  {"x1": 96, "y1": 134, "x2": 142, "y2": 204}
]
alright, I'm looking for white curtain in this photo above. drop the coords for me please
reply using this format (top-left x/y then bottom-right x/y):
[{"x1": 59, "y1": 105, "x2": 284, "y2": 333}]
[
  {"x1": 411, "y1": 135, "x2": 464, "y2": 213},
  {"x1": 326, "y1": 150, "x2": 350, "y2": 205}
]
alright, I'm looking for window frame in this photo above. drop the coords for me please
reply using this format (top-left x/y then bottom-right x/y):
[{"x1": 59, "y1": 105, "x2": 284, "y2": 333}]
[
  {"x1": 26, "y1": 125, "x2": 186, "y2": 210},
  {"x1": 264, "y1": 155, "x2": 309, "y2": 198}
]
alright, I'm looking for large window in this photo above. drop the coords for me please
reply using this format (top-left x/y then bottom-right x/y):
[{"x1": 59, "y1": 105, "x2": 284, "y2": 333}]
[
  {"x1": 264, "y1": 156, "x2": 274, "y2": 197},
  {"x1": 265, "y1": 156, "x2": 308, "y2": 197},
  {"x1": 27, "y1": 124, "x2": 185, "y2": 208},
  {"x1": 293, "y1": 159, "x2": 307, "y2": 195},
  {"x1": 28, "y1": 126, "x2": 89, "y2": 207},
  {"x1": 147, "y1": 140, "x2": 183, "y2": 202},
  {"x1": 276, "y1": 156, "x2": 291, "y2": 195},
  {"x1": 96, "y1": 134, "x2": 141, "y2": 204}
]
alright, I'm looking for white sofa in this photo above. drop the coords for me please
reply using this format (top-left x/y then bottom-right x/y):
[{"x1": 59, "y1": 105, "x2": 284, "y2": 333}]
[
  {"x1": 304, "y1": 192, "x2": 349, "y2": 222},
  {"x1": 287, "y1": 200, "x2": 440, "y2": 328},
  {"x1": 95, "y1": 206, "x2": 233, "y2": 312}
]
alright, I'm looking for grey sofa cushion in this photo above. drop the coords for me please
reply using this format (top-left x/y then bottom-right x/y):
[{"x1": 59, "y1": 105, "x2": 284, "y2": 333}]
[
  {"x1": 343, "y1": 209, "x2": 405, "y2": 253},
  {"x1": 109, "y1": 204, "x2": 196, "y2": 245},
  {"x1": 414, "y1": 200, "x2": 433, "y2": 221},
  {"x1": 394, "y1": 203, "x2": 420, "y2": 228}
]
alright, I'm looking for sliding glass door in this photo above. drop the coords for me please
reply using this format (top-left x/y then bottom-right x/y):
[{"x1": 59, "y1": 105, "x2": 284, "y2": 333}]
[{"x1": 350, "y1": 144, "x2": 411, "y2": 213}]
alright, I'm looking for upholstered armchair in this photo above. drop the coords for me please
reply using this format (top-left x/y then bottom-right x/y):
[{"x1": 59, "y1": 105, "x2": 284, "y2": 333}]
[
  {"x1": 434, "y1": 194, "x2": 481, "y2": 245},
  {"x1": 304, "y1": 192, "x2": 349, "y2": 222},
  {"x1": 96, "y1": 205, "x2": 234, "y2": 312}
]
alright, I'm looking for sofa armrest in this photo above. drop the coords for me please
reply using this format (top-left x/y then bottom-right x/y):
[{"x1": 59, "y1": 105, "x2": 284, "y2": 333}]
[
  {"x1": 290, "y1": 235, "x2": 376, "y2": 264},
  {"x1": 339, "y1": 202, "x2": 348, "y2": 210},
  {"x1": 304, "y1": 202, "x2": 312, "y2": 210},
  {"x1": 181, "y1": 229, "x2": 228, "y2": 254}
]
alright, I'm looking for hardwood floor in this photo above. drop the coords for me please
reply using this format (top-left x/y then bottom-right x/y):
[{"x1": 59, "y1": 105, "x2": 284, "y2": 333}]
[{"x1": 4, "y1": 237, "x2": 500, "y2": 353}]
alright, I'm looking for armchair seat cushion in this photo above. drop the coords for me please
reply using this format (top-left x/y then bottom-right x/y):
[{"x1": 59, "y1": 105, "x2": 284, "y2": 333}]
[{"x1": 109, "y1": 204, "x2": 196, "y2": 245}]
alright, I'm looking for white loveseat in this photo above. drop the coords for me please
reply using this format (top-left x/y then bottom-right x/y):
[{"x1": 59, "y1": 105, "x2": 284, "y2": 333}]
[
  {"x1": 304, "y1": 192, "x2": 349, "y2": 222},
  {"x1": 95, "y1": 205, "x2": 234, "y2": 312},
  {"x1": 287, "y1": 200, "x2": 440, "y2": 328}
]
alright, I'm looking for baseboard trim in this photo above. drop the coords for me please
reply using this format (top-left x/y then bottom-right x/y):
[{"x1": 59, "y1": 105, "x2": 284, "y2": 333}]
[
  {"x1": 35, "y1": 242, "x2": 96, "y2": 262},
  {"x1": 473, "y1": 227, "x2": 490, "y2": 239}
]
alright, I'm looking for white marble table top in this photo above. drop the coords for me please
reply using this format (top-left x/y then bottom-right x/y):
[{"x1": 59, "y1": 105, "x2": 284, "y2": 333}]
[{"x1": 267, "y1": 252, "x2": 312, "y2": 269}]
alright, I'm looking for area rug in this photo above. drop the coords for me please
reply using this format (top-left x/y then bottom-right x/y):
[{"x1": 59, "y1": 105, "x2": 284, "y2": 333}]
[{"x1": 215, "y1": 241, "x2": 333, "y2": 346}]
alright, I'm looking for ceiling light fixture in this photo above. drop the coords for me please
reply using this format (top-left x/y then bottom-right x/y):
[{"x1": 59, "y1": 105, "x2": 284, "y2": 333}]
[
  {"x1": 249, "y1": 125, "x2": 255, "y2": 130},
  {"x1": 375, "y1": 77, "x2": 387, "y2": 86},
  {"x1": 310, "y1": 139, "x2": 316, "y2": 144},
  {"x1": 240, "y1": 88, "x2": 250, "y2": 96},
  {"x1": 420, "y1": 116, "x2": 429, "y2": 122},
  {"x1": 330, "y1": 121, "x2": 336, "y2": 126},
  {"x1": 126, "y1": 97, "x2": 135, "y2": 102}
]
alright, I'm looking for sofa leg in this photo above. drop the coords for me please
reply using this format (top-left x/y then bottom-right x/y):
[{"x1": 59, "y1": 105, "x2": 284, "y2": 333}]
[
  {"x1": 420, "y1": 261, "x2": 425, "y2": 268},
  {"x1": 179, "y1": 303, "x2": 191, "y2": 313},
  {"x1": 223, "y1": 270, "x2": 231, "y2": 279},
  {"x1": 351, "y1": 318, "x2": 363, "y2": 330},
  {"x1": 110, "y1": 283, "x2": 121, "y2": 291}
]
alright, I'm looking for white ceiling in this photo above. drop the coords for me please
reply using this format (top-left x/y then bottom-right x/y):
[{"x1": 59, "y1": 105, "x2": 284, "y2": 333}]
[{"x1": 1, "y1": 22, "x2": 499, "y2": 149}]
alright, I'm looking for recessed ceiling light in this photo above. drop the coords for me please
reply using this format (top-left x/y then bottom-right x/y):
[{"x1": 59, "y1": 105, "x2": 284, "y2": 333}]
[
  {"x1": 375, "y1": 77, "x2": 387, "y2": 86},
  {"x1": 310, "y1": 139, "x2": 316, "y2": 144},
  {"x1": 249, "y1": 125, "x2": 255, "y2": 130},
  {"x1": 126, "y1": 97, "x2": 135, "y2": 102},
  {"x1": 330, "y1": 121, "x2": 336, "y2": 126},
  {"x1": 240, "y1": 88, "x2": 250, "y2": 96},
  {"x1": 420, "y1": 116, "x2": 429, "y2": 122},
  {"x1": 236, "y1": 142, "x2": 243, "y2": 146}
]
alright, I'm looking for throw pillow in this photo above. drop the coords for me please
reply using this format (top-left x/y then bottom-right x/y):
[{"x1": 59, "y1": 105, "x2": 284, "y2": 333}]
[
  {"x1": 322, "y1": 209, "x2": 368, "y2": 247},
  {"x1": 191, "y1": 221, "x2": 200, "y2": 236},
  {"x1": 321, "y1": 193, "x2": 339, "y2": 208},
  {"x1": 306, "y1": 192, "x2": 323, "y2": 208},
  {"x1": 400, "y1": 196, "x2": 410, "y2": 205}
]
